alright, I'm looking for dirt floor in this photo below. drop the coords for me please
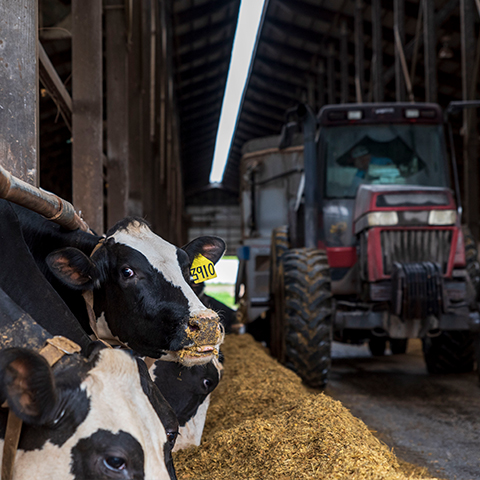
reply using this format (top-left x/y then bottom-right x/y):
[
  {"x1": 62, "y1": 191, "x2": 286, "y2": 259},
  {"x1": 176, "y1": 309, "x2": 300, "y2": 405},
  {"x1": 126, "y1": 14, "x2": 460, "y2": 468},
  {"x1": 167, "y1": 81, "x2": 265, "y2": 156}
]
[
  {"x1": 327, "y1": 340, "x2": 480, "y2": 480},
  {"x1": 173, "y1": 334, "x2": 445, "y2": 480}
]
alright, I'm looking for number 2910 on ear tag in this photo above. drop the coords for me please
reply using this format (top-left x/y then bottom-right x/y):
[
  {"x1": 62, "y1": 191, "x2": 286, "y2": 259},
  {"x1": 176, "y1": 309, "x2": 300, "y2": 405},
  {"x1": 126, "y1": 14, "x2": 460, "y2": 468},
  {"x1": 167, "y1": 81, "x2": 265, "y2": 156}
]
[{"x1": 190, "y1": 254, "x2": 217, "y2": 284}]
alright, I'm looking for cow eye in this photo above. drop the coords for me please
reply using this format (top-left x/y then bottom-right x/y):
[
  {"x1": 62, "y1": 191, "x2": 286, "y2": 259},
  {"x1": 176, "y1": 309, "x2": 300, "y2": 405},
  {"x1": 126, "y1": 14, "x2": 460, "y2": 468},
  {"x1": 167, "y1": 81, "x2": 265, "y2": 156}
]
[
  {"x1": 166, "y1": 431, "x2": 178, "y2": 445},
  {"x1": 121, "y1": 267, "x2": 135, "y2": 279},
  {"x1": 203, "y1": 378, "x2": 213, "y2": 389},
  {"x1": 104, "y1": 456, "x2": 126, "y2": 471}
]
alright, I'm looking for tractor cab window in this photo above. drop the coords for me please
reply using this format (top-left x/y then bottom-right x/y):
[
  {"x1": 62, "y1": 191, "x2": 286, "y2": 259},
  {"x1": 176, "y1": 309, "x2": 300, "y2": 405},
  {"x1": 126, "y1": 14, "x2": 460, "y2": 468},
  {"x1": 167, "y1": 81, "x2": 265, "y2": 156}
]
[{"x1": 320, "y1": 124, "x2": 449, "y2": 198}]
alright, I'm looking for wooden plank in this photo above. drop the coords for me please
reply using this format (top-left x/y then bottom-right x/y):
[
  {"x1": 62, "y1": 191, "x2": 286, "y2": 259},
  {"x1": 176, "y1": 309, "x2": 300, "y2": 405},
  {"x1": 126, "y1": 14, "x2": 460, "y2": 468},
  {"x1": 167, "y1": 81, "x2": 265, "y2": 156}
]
[
  {"x1": 371, "y1": 0, "x2": 383, "y2": 102},
  {"x1": 423, "y1": 0, "x2": 437, "y2": 103},
  {"x1": 460, "y1": 0, "x2": 479, "y2": 238},
  {"x1": 38, "y1": 43, "x2": 72, "y2": 131},
  {"x1": 0, "y1": 0, "x2": 38, "y2": 185},
  {"x1": 354, "y1": 0, "x2": 365, "y2": 102},
  {"x1": 127, "y1": 0, "x2": 144, "y2": 216},
  {"x1": 327, "y1": 44, "x2": 335, "y2": 105},
  {"x1": 105, "y1": 0, "x2": 129, "y2": 227},
  {"x1": 72, "y1": 0, "x2": 103, "y2": 233},
  {"x1": 394, "y1": 0, "x2": 406, "y2": 101},
  {"x1": 141, "y1": 0, "x2": 154, "y2": 228},
  {"x1": 340, "y1": 21, "x2": 349, "y2": 104}
]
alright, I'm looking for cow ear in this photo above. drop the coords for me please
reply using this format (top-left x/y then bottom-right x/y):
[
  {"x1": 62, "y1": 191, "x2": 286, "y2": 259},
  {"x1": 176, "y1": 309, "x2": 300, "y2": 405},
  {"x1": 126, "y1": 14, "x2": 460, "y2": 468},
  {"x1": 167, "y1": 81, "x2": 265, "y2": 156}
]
[
  {"x1": 46, "y1": 248, "x2": 98, "y2": 291},
  {"x1": 0, "y1": 348, "x2": 57, "y2": 425},
  {"x1": 182, "y1": 236, "x2": 226, "y2": 265}
]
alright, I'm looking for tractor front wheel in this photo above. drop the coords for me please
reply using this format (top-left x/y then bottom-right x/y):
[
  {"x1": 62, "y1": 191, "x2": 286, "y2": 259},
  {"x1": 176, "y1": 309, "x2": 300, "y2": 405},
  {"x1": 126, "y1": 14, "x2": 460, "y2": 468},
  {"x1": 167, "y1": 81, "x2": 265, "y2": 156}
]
[{"x1": 273, "y1": 248, "x2": 333, "y2": 389}]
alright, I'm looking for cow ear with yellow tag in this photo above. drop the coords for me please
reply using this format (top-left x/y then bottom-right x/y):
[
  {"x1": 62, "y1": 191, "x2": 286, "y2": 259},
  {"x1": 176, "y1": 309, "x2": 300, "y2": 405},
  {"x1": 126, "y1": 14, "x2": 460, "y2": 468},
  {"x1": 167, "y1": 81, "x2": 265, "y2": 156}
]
[
  {"x1": 182, "y1": 236, "x2": 226, "y2": 268},
  {"x1": 190, "y1": 254, "x2": 217, "y2": 284}
]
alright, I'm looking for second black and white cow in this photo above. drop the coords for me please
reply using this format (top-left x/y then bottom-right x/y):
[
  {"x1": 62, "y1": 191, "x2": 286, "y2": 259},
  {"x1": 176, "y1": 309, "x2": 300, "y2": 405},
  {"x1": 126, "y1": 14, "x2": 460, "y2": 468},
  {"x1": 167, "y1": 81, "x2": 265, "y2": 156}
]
[
  {"x1": 150, "y1": 356, "x2": 223, "y2": 450},
  {"x1": 0, "y1": 287, "x2": 179, "y2": 480},
  {"x1": 6, "y1": 200, "x2": 226, "y2": 365}
]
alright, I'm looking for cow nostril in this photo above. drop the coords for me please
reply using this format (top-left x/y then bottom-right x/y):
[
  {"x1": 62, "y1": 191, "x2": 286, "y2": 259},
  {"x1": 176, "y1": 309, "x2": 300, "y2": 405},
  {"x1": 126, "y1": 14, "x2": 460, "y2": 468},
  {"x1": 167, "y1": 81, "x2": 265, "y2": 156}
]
[{"x1": 187, "y1": 322, "x2": 200, "y2": 332}]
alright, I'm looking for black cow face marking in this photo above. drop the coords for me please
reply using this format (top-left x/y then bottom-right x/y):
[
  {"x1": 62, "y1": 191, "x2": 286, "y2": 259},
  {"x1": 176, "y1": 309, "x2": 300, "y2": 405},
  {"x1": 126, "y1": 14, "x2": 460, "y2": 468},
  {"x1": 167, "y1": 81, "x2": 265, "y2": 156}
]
[{"x1": 71, "y1": 430, "x2": 145, "y2": 480}]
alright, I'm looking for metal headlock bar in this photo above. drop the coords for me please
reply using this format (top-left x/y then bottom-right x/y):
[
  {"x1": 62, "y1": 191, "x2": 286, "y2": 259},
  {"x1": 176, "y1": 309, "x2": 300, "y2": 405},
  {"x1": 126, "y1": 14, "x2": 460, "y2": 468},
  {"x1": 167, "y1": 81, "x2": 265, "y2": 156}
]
[{"x1": 0, "y1": 165, "x2": 92, "y2": 233}]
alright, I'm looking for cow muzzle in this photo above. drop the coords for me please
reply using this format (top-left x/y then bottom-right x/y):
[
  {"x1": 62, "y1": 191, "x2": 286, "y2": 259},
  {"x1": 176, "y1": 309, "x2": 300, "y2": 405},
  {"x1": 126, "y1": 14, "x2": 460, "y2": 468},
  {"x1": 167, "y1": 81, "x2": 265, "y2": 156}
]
[{"x1": 176, "y1": 310, "x2": 224, "y2": 366}]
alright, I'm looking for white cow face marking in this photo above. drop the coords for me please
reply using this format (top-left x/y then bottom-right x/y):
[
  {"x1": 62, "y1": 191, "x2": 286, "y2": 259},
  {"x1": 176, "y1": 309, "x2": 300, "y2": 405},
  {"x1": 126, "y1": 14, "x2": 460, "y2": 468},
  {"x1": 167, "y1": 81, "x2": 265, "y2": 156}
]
[{"x1": 110, "y1": 224, "x2": 206, "y2": 315}]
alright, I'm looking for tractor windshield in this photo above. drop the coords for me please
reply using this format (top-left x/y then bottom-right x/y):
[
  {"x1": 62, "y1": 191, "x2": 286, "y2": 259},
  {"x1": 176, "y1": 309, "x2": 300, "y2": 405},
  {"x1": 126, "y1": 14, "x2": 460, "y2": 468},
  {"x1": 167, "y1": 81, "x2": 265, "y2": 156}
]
[{"x1": 320, "y1": 124, "x2": 449, "y2": 198}]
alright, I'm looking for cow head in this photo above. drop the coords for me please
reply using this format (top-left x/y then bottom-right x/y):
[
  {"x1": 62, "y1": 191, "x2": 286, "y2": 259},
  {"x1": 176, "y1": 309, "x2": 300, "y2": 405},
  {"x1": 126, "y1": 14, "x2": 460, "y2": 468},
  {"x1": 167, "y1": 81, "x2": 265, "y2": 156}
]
[
  {"x1": 150, "y1": 356, "x2": 223, "y2": 450},
  {"x1": 0, "y1": 345, "x2": 178, "y2": 479},
  {"x1": 46, "y1": 218, "x2": 226, "y2": 366}
]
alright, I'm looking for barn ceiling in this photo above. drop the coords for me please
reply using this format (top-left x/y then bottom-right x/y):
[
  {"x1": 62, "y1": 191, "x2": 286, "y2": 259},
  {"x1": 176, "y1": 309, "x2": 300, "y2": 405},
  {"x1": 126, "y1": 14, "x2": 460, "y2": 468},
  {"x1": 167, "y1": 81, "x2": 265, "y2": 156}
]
[
  {"x1": 172, "y1": 0, "x2": 473, "y2": 200},
  {"x1": 36, "y1": 0, "x2": 475, "y2": 208}
]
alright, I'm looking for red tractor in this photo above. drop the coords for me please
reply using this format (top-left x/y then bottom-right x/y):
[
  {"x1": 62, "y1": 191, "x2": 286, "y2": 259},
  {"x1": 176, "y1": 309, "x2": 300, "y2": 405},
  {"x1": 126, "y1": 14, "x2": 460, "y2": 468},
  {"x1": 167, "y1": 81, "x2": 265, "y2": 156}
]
[{"x1": 237, "y1": 102, "x2": 480, "y2": 389}]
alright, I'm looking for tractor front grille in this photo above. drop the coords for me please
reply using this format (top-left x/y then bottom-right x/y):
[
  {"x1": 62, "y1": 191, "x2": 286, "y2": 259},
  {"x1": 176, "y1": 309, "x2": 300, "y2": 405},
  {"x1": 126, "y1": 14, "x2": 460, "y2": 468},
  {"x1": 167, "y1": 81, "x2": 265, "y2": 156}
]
[{"x1": 381, "y1": 229, "x2": 452, "y2": 275}]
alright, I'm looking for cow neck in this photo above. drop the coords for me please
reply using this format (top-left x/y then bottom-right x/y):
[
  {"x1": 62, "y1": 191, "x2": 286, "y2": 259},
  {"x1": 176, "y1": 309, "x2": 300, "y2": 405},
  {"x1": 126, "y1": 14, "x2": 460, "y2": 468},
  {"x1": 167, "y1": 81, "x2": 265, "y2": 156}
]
[
  {"x1": 1, "y1": 336, "x2": 82, "y2": 480},
  {"x1": 82, "y1": 237, "x2": 129, "y2": 349}
]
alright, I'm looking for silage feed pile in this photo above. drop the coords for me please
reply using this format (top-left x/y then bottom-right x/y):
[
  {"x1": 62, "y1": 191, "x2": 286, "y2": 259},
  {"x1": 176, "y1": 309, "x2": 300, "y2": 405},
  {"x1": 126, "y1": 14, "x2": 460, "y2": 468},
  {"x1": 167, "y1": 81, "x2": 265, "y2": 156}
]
[{"x1": 173, "y1": 334, "x2": 440, "y2": 480}]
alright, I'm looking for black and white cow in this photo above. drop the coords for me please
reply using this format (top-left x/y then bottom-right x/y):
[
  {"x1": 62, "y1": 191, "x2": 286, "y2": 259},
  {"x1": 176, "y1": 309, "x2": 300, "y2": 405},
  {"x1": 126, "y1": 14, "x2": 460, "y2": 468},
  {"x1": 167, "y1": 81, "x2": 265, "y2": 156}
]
[
  {"x1": 6, "y1": 200, "x2": 226, "y2": 365},
  {"x1": 0, "y1": 199, "x2": 224, "y2": 449},
  {"x1": 0, "y1": 287, "x2": 179, "y2": 480},
  {"x1": 150, "y1": 356, "x2": 223, "y2": 450}
]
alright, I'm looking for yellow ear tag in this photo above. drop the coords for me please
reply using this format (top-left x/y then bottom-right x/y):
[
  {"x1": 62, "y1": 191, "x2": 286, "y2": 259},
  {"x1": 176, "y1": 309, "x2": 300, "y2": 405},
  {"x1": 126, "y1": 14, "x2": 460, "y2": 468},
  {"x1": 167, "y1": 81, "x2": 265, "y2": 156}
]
[{"x1": 190, "y1": 254, "x2": 217, "y2": 284}]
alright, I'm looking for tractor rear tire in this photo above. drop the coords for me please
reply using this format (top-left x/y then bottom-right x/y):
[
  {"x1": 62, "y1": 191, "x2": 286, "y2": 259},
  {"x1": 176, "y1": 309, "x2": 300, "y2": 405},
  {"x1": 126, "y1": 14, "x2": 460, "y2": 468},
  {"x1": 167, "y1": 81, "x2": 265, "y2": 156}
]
[
  {"x1": 278, "y1": 248, "x2": 333, "y2": 389},
  {"x1": 422, "y1": 331, "x2": 475, "y2": 374},
  {"x1": 368, "y1": 337, "x2": 387, "y2": 356},
  {"x1": 390, "y1": 338, "x2": 408, "y2": 355}
]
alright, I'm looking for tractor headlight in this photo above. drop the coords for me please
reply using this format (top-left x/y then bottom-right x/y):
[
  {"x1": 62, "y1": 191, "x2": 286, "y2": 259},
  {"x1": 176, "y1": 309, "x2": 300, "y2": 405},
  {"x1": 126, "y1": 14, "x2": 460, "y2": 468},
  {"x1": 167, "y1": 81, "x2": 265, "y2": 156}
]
[
  {"x1": 367, "y1": 211, "x2": 399, "y2": 226},
  {"x1": 428, "y1": 209, "x2": 456, "y2": 225}
]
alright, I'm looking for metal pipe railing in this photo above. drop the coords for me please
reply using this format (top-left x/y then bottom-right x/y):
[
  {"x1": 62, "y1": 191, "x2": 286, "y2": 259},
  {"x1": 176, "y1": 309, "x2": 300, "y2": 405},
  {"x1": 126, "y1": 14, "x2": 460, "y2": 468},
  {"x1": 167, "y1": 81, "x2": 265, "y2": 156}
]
[{"x1": 0, "y1": 165, "x2": 91, "y2": 233}]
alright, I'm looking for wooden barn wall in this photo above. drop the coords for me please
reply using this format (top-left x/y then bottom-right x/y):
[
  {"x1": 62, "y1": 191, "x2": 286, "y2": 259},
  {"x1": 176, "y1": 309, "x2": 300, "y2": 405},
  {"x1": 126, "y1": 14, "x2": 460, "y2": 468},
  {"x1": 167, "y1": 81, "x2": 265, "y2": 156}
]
[{"x1": 0, "y1": 0, "x2": 185, "y2": 244}]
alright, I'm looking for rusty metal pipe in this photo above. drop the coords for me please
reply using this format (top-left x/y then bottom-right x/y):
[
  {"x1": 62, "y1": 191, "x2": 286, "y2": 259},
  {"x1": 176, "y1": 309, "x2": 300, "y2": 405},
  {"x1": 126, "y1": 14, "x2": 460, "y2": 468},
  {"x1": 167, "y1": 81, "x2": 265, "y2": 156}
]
[{"x1": 0, "y1": 165, "x2": 91, "y2": 232}]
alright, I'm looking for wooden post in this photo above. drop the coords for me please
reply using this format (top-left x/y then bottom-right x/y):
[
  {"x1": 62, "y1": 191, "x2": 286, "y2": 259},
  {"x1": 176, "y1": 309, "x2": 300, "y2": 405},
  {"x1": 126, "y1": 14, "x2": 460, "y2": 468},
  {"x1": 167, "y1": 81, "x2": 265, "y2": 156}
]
[
  {"x1": 127, "y1": 0, "x2": 144, "y2": 216},
  {"x1": 394, "y1": 0, "x2": 406, "y2": 102},
  {"x1": 460, "y1": 0, "x2": 479, "y2": 238},
  {"x1": 371, "y1": 0, "x2": 383, "y2": 102},
  {"x1": 340, "y1": 21, "x2": 349, "y2": 104},
  {"x1": 141, "y1": 0, "x2": 154, "y2": 228},
  {"x1": 72, "y1": 0, "x2": 103, "y2": 233},
  {"x1": 0, "y1": 0, "x2": 38, "y2": 185},
  {"x1": 423, "y1": 0, "x2": 437, "y2": 103},
  {"x1": 317, "y1": 60, "x2": 325, "y2": 111},
  {"x1": 105, "y1": 0, "x2": 129, "y2": 227},
  {"x1": 327, "y1": 44, "x2": 335, "y2": 105},
  {"x1": 354, "y1": 0, "x2": 365, "y2": 103}
]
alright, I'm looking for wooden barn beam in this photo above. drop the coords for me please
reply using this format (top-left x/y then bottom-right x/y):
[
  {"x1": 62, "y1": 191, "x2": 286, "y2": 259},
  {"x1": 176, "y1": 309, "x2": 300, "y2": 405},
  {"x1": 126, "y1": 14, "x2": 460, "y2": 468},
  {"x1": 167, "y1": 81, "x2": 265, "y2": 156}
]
[
  {"x1": 140, "y1": 0, "x2": 154, "y2": 228},
  {"x1": 340, "y1": 22, "x2": 349, "y2": 104},
  {"x1": 371, "y1": 0, "x2": 383, "y2": 102},
  {"x1": 175, "y1": 0, "x2": 238, "y2": 25},
  {"x1": 460, "y1": 0, "x2": 479, "y2": 238},
  {"x1": 0, "y1": 0, "x2": 39, "y2": 185},
  {"x1": 327, "y1": 44, "x2": 336, "y2": 104},
  {"x1": 317, "y1": 60, "x2": 325, "y2": 110},
  {"x1": 355, "y1": 0, "x2": 365, "y2": 102},
  {"x1": 72, "y1": 0, "x2": 103, "y2": 233},
  {"x1": 105, "y1": 0, "x2": 129, "y2": 227},
  {"x1": 177, "y1": 58, "x2": 229, "y2": 86},
  {"x1": 38, "y1": 43, "x2": 72, "y2": 132},
  {"x1": 384, "y1": 0, "x2": 458, "y2": 84},
  {"x1": 127, "y1": 0, "x2": 144, "y2": 217},
  {"x1": 394, "y1": 0, "x2": 406, "y2": 101},
  {"x1": 423, "y1": 0, "x2": 437, "y2": 102}
]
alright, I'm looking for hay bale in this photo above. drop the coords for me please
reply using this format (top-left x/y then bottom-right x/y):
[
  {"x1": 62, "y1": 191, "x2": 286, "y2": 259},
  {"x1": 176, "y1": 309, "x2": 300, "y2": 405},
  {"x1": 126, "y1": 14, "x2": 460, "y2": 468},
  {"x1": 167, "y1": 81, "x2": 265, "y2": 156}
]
[{"x1": 174, "y1": 334, "x2": 441, "y2": 480}]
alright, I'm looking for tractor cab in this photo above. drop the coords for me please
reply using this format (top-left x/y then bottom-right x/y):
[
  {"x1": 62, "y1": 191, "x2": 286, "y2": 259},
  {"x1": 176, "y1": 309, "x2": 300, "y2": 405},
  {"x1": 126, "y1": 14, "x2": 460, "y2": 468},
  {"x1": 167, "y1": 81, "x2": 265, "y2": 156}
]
[{"x1": 315, "y1": 103, "x2": 452, "y2": 250}]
